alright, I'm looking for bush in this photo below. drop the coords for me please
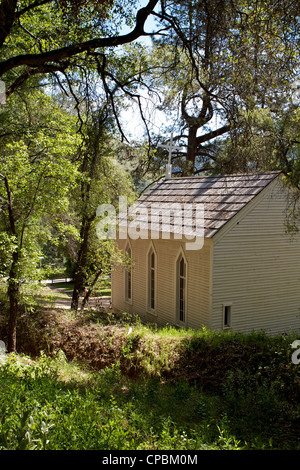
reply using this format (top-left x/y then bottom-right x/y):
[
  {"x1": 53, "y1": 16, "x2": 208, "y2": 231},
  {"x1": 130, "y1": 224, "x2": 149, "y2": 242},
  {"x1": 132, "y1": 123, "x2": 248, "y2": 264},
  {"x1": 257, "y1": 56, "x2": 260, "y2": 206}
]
[{"x1": 221, "y1": 369, "x2": 293, "y2": 448}]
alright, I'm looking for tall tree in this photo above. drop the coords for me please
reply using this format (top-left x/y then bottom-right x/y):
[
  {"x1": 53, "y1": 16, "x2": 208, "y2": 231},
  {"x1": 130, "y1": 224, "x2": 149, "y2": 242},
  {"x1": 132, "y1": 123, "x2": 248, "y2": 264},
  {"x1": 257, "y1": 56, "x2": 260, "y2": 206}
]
[
  {"x1": 70, "y1": 107, "x2": 135, "y2": 312},
  {"x1": 0, "y1": 89, "x2": 80, "y2": 351},
  {"x1": 143, "y1": 0, "x2": 300, "y2": 175},
  {"x1": 2, "y1": 0, "x2": 299, "y2": 179}
]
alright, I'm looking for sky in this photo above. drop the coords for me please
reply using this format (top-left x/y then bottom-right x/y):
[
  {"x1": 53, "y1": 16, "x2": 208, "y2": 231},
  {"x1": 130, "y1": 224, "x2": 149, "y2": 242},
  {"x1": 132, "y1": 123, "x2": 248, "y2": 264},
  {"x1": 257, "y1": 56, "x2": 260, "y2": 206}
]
[{"x1": 118, "y1": 0, "x2": 174, "y2": 142}]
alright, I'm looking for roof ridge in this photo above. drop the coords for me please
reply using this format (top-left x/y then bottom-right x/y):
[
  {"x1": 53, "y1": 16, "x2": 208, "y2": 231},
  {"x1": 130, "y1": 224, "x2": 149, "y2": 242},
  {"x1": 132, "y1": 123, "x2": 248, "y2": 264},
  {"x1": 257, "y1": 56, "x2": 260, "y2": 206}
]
[{"x1": 167, "y1": 171, "x2": 282, "y2": 180}]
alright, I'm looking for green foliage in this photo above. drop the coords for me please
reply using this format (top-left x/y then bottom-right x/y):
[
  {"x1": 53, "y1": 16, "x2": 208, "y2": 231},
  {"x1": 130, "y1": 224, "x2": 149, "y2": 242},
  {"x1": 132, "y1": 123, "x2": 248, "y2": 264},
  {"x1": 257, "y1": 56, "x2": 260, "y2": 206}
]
[
  {"x1": 0, "y1": 89, "x2": 80, "y2": 282},
  {"x1": 140, "y1": 0, "x2": 300, "y2": 175},
  {"x1": 1, "y1": 0, "x2": 137, "y2": 64},
  {"x1": 0, "y1": 354, "x2": 242, "y2": 450},
  {"x1": 0, "y1": 325, "x2": 299, "y2": 450},
  {"x1": 221, "y1": 369, "x2": 287, "y2": 444},
  {"x1": 0, "y1": 232, "x2": 17, "y2": 276}
]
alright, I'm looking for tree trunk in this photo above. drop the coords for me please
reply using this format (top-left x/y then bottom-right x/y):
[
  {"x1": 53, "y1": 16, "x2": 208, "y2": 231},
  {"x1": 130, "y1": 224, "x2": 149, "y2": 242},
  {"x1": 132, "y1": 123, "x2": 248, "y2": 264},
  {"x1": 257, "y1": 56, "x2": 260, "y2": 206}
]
[
  {"x1": 80, "y1": 269, "x2": 102, "y2": 310},
  {"x1": 3, "y1": 174, "x2": 20, "y2": 352},
  {"x1": 184, "y1": 126, "x2": 198, "y2": 175},
  {"x1": 71, "y1": 268, "x2": 84, "y2": 312},
  {"x1": 71, "y1": 111, "x2": 104, "y2": 311},
  {"x1": 71, "y1": 218, "x2": 91, "y2": 311},
  {"x1": 7, "y1": 252, "x2": 19, "y2": 353},
  {"x1": 7, "y1": 283, "x2": 19, "y2": 353}
]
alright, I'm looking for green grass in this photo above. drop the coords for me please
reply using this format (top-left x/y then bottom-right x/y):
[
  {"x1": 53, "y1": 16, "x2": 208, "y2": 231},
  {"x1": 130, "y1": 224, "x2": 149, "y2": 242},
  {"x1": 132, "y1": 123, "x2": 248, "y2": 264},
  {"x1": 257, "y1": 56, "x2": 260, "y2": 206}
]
[
  {"x1": 0, "y1": 327, "x2": 299, "y2": 451},
  {"x1": 0, "y1": 353, "x2": 243, "y2": 450}
]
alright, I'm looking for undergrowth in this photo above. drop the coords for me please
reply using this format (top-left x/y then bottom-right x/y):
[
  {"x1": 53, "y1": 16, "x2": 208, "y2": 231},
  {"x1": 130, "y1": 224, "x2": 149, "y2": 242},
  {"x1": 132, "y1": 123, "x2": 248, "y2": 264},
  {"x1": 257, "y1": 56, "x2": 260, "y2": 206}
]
[
  {"x1": 0, "y1": 353, "x2": 242, "y2": 450},
  {"x1": 0, "y1": 301, "x2": 299, "y2": 450}
]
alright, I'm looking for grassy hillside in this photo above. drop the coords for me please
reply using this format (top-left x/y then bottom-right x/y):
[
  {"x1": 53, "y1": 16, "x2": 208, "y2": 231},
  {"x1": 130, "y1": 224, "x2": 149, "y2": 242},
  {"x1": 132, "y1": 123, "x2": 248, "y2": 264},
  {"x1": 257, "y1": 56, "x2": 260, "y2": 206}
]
[{"x1": 0, "y1": 286, "x2": 299, "y2": 450}]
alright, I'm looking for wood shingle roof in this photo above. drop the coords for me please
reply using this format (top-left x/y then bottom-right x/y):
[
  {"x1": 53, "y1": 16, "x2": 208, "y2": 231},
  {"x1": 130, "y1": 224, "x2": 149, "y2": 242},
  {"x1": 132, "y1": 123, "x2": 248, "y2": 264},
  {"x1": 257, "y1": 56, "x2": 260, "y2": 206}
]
[{"x1": 125, "y1": 171, "x2": 282, "y2": 238}]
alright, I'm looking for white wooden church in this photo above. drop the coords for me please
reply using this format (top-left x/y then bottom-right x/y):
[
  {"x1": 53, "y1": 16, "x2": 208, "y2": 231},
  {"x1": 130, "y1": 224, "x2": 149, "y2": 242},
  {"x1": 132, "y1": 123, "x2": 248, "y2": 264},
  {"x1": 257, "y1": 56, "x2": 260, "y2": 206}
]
[{"x1": 111, "y1": 170, "x2": 300, "y2": 335}]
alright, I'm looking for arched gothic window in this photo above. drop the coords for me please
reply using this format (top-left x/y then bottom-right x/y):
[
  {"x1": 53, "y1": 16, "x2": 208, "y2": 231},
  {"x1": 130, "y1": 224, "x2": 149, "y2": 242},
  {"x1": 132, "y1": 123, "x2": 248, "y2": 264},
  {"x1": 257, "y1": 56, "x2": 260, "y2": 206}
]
[{"x1": 177, "y1": 255, "x2": 187, "y2": 324}]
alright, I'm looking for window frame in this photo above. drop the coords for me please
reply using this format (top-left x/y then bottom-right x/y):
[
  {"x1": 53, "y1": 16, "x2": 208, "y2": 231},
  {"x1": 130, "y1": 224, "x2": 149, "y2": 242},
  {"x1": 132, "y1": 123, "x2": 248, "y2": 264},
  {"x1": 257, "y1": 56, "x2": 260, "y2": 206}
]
[
  {"x1": 147, "y1": 243, "x2": 157, "y2": 314},
  {"x1": 176, "y1": 250, "x2": 187, "y2": 325},
  {"x1": 222, "y1": 303, "x2": 232, "y2": 329},
  {"x1": 124, "y1": 242, "x2": 132, "y2": 304}
]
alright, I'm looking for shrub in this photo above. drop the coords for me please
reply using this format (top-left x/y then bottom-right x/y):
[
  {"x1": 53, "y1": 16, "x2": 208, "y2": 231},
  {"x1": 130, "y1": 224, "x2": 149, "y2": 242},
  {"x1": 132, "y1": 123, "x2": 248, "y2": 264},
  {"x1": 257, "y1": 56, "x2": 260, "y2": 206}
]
[{"x1": 221, "y1": 369, "x2": 292, "y2": 448}]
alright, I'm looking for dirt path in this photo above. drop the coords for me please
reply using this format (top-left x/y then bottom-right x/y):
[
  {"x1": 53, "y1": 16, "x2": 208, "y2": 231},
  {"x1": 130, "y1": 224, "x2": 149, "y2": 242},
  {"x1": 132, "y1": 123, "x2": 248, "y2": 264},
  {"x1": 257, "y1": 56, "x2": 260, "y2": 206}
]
[{"x1": 47, "y1": 284, "x2": 111, "y2": 310}]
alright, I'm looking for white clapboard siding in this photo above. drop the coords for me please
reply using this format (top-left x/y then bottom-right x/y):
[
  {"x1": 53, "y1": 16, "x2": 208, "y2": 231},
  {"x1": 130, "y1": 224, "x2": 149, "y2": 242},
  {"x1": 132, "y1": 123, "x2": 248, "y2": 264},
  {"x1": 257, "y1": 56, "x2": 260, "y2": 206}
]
[
  {"x1": 184, "y1": 239, "x2": 212, "y2": 329},
  {"x1": 211, "y1": 177, "x2": 300, "y2": 335},
  {"x1": 112, "y1": 237, "x2": 212, "y2": 329}
]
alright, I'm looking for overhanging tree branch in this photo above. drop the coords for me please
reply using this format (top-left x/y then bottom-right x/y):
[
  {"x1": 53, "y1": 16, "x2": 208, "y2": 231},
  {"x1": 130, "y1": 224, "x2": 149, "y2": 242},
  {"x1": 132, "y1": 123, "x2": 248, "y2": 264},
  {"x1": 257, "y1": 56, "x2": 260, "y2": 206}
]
[
  {"x1": 6, "y1": 62, "x2": 71, "y2": 97},
  {"x1": 196, "y1": 124, "x2": 231, "y2": 146},
  {"x1": 0, "y1": 0, "x2": 160, "y2": 78}
]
